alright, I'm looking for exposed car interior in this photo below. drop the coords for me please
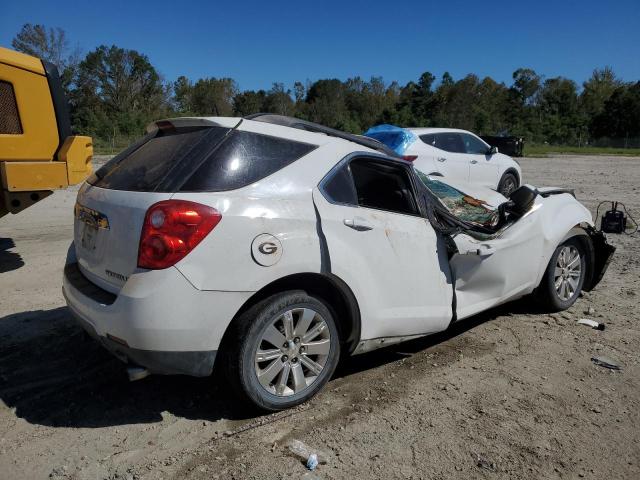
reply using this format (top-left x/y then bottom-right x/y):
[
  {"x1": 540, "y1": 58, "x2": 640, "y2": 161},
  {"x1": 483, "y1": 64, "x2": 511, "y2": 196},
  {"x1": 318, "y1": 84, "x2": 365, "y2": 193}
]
[
  {"x1": 350, "y1": 159, "x2": 418, "y2": 216},
  {"x1": 416, "y1": 170, "x2": 540, "y2": 239}
]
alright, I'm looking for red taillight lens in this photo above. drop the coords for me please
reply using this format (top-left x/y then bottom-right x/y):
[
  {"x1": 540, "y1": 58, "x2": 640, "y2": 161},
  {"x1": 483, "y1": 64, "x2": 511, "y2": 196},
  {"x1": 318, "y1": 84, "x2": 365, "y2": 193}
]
[
  {"x1": 402, "y1": 155, "x2": 418, "y2": 162},
  {"x1": 138, "y1": 200, "x2": 221, "y2": 269}
]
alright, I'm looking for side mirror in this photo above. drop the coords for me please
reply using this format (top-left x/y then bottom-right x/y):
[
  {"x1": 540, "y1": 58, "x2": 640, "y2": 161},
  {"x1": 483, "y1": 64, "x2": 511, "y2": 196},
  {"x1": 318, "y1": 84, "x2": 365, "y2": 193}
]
[{"x1": 488, "y1": 145, "x2": 499, "y2": 155}]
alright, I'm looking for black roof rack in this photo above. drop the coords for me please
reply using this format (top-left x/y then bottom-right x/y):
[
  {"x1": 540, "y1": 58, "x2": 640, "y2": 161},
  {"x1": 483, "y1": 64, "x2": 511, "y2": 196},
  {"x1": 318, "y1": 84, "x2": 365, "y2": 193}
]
[{"x1": 245, "y1": 113, "x2": 399, "y2": 158}]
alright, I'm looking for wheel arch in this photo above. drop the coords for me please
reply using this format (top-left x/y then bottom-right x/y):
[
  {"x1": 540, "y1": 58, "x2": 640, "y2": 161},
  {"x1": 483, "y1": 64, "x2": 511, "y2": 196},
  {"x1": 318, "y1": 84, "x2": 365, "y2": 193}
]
[
  {"x1": 501, "y1": 167, "x2": 520, "y2": 188},
  {"x1": 533, "y1": 223, "x2": 596, "y2": 293},
  {"x1": 220, "y1": 272, "x2": 361, "y2": 355}
]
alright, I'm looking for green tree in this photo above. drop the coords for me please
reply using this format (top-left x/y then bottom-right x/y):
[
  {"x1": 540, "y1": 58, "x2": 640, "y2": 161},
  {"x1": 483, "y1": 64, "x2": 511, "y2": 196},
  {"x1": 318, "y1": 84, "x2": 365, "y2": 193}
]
[
  {"x1": 591, "y1": 82, "x2": 640, "y2": 143},
  {"x1": 408, "y1": 72, "x2": 437, "y2": 126},
  {"x1": 72, "y1": 45, "x2": 168, "y2": 139},
  {"x1": 190, "y1": 77, "x2": 237, "y2": 116},
  {"x1": 173, "y1": 75, "x2": 194, "y2": 113},
  {"x1": 233, "y1": 90, "x2": 267, "y2": 116},
  {"x1": 11, "y1": 23, "x2": 80, "y2": 92},
  {"x1": 538, "y1": 77, "x2": 582, "y2": 144},
  {"x1": 264, "y1": 83, "x2": 295, "y2": 115},
  {"x1": 581, "y1": 67, "x2": 622, "y2": 119},
  {"x1": 305, "y1": 79, "x2": 349, "y2": 129}
]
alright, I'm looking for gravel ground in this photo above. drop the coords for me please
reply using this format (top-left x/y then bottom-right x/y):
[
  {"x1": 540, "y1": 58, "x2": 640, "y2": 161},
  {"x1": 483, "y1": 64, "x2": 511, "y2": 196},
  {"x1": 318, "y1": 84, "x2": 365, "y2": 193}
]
[{"x1": 0, "y1": 154, "x2": 639, "y2": 480}]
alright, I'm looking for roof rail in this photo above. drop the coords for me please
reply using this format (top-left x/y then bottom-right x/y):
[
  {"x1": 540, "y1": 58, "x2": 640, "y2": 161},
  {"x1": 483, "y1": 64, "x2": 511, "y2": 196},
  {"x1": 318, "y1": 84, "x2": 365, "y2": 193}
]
[{"x1": 245, "y1": 113, "x2": 399, "y2": 157}]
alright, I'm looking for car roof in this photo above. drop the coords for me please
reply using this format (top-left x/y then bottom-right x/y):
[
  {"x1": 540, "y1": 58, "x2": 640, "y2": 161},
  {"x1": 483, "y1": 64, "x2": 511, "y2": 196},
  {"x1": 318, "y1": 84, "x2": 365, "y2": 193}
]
[
  {"x1": 408, "y1": 127, "x2": 475, "y2": 135},
  {"x1": 246, "y1": 114, "x2": 399, "y2": 157},
  {"x1": 148, "y1": 115, "x2": 399, "y2": 158}
]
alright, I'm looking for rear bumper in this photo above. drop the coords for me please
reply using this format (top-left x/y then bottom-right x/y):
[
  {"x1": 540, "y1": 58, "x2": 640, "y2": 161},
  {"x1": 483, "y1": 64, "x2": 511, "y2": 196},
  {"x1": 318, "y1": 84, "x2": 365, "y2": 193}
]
[
  {"x1": 62, "y1": 253, "x2": 253, "y2": 376},
  {"x1": 68, "y1": 304, "x2": 216, "y2": 376}
]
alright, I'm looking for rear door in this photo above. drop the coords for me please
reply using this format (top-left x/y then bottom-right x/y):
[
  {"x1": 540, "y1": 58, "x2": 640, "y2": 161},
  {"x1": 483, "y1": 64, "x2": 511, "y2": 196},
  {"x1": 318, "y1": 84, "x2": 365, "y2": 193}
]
[
  {"x1": 428, "y1": 132, "x2": 469, "y2": 182},
  {"x1": 462, "y1": 133, "x2": 500, "y2": 188},
  {"x1": 313, "y1": 155, "x2": 453, "y2": 341}
]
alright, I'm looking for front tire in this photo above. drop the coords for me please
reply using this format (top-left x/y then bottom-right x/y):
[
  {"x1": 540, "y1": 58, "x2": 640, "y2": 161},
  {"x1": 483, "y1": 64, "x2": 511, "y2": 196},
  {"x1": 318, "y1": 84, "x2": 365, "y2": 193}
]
[
  {"x1": 536, "y1": 237, "x2": 587, "y2": 311},
  {"x1": 221, "y1": 291, "x2": 340, "y2": 412},
  {"x1": 498, "y1": 171, "x2": 518, "y2": 197}
]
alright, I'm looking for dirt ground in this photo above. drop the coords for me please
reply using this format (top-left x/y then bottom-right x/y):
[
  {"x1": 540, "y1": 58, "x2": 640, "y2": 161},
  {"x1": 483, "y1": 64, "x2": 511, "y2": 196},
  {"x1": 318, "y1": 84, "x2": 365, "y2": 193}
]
[{"x1": 1, "y1": 154, "x2": 639, "y2": 480}]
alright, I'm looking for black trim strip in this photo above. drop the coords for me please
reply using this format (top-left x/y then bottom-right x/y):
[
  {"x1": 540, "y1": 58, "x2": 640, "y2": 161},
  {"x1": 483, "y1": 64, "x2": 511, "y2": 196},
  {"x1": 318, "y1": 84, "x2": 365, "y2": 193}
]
[
  {"x1": 42, "y1": 60, "x2": 72, "y2": 153},
  {"x1": 64, "y1": 263, "x2": 117, "y2": 305},
  {"x1": 246, "y1": 113, "x2": 399, "y2": 157}
]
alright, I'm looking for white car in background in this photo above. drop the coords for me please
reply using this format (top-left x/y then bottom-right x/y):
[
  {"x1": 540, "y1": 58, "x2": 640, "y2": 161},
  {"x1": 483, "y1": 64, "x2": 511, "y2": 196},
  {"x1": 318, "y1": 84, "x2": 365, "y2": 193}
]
[
  {"x1": 365, "y1": 126, "x2": 522, "y2": 197},
  {"x1": 63, "y1": 114, "x2": 613, "y2": 412}
]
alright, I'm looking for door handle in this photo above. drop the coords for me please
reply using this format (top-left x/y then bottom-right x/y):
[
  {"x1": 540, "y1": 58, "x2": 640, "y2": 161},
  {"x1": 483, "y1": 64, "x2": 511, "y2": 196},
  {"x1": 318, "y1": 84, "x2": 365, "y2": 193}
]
[
  {"x1": 437, "y1": 157, "x2": 447, "y2": 162},
  {"x1": 470, "y1": 159, "x2": 478, "y2": 164},
  {"x1": 343, "y1": 218, "x2": 373, "y2": 231}
]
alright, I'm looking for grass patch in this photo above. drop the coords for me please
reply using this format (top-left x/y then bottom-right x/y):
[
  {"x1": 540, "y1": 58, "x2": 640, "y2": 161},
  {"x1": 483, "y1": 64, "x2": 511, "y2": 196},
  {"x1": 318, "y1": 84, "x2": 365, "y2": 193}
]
[{"x1": 524, "y1": 144, "x2": 640, "y2": 156}]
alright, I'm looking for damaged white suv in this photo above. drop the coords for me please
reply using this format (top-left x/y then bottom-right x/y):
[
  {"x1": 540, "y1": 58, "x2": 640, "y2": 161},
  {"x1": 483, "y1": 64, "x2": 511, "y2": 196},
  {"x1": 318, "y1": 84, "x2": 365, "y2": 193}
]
[{"x1": 63, "y1": 114, "x2": 614, "y2": 411}]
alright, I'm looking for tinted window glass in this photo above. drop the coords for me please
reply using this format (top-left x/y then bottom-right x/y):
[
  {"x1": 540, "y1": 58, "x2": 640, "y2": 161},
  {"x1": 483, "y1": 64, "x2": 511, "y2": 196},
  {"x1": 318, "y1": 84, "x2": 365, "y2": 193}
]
[
  {"x1": 91, "y1": 126, "x2": 229, "y2": 191},
  {"x1": 349, "y1": 159, "x2": 418, "y2": 215},
  {"x1": 180, "y1": 131, "x2": 317, "y2": 192},
  {"x1": 461, "y1": 133, "x2": 489, "y2": 154},
  {"x1": 419, "y1": 134, "x2": 436, "y2": 147},
  {"x1": 434, "y1": 133, "x2": 465, "y2": 153},
  {"x1": 321, "y1": 164, "x2": 357, "y2": 205}
]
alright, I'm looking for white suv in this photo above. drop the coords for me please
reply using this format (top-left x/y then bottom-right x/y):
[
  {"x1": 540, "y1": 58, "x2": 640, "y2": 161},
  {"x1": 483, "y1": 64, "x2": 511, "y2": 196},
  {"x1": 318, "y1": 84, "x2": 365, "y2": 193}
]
[
  {"x1": 365, "y1": 126, "x2": 522, "y2": 197},
  {"x1": 63, "y1": 114, "x2": 613, "y2": 411}
]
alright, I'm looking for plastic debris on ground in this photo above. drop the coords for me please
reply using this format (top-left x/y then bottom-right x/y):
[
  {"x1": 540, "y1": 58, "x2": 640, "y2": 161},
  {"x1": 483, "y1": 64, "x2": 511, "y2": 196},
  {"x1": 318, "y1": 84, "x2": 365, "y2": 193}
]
[
  {"x1": 287, "y1": 439, "x2": 328, "y2": 468},
  {"x1": 362, "y1": 124, "x2": 418, "y2": 155},
  {"x1": 591, "y1": 356, "x2": 621, "y2": 370},
  {"x1": 577, "y1": 318, "x2": 605, "y2": 330},
  {"x1": 306, "y1": 454, "x2": 319, "y2": 471}
]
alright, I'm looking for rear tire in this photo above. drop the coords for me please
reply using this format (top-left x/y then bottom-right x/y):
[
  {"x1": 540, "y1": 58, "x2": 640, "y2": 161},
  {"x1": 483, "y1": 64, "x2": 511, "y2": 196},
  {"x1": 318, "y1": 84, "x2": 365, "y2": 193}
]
[
  {"x1": 221, "y1": 291, "x2": 340, "y2": 412},
  {"x1": 498, "y1": 172, "x2": 518, "y2": 197},
  {"x1": 536, "y1": 237, "x2": 587, "y2": 312}
]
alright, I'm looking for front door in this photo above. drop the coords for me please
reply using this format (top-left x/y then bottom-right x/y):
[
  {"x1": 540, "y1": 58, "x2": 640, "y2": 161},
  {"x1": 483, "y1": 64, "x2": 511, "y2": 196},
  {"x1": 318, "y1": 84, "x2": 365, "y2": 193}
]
[
  {"x1": 431, "y1": 132, "x2": 469, "y2": 183},
  {"x1": 449, "y1": 208, "x2": 542, "y2": 320},
  {"x1": 461, "y1": 133, "x2": 500, "y2": 188},
  {"x1": 313, "y1": 156, "x2": 453, "y2": 342}
]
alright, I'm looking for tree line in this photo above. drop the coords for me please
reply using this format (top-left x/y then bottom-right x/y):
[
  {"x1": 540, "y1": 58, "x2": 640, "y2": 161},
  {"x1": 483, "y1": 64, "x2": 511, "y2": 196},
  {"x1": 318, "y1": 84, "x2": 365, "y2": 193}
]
[{"x1": 11, "y1": 23, "x2": 640, "y2": 149}]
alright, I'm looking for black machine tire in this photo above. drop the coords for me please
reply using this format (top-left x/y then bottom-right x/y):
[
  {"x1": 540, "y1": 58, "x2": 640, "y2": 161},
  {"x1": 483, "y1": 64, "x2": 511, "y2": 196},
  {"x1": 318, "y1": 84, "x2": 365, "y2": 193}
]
[{"x1": 221, "y1": 291, "x2": 340, "y2": 412}]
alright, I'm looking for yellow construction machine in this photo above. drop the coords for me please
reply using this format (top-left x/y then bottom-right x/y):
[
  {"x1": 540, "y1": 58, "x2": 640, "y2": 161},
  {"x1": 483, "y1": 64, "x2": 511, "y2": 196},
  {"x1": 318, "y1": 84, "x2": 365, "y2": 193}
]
[{"x1": 0, "y1": 46, "x2": 92, "y2": 217}]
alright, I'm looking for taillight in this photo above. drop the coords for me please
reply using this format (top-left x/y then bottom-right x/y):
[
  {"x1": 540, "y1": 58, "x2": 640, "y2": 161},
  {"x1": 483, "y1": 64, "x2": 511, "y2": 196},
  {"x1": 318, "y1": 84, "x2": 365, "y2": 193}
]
[
  {"x1": 402, "y1": 155, "x2": 418, "y2": 162},
  {"x1": 138, "y1": 200, "x2": 221, "y2": 269}
]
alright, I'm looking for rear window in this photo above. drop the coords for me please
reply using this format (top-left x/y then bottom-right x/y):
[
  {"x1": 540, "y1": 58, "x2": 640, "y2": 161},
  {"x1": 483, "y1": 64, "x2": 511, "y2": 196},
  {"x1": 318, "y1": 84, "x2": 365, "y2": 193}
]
[
  {"x1": 179, "y1": 130, "x2": 317, "y2": 192},
  {"x1": 90, "y1": 126, "x2": 317, "y2": 192}
]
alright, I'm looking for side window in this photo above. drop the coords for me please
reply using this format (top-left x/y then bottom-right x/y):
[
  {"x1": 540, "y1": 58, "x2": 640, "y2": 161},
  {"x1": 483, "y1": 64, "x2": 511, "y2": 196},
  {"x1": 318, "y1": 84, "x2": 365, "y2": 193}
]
[
  {"x1": 349, "y1": 158, "x2": 418, "y2": 215},
  {"x1": 0, "y1": 81, "x2": 23, "y2": 134},
  {"x1": 434, "y1": 133, "x2": 465, "y2": 153},
  {"x1": 419, "y1": 134, "x2": 436, "y2": 147},
  {"x1": 461, "y1": 133, "x2": 489, "y2": 154},
  {"x1": 321, "y1": 163, "x2": 357, "y2": 205}
]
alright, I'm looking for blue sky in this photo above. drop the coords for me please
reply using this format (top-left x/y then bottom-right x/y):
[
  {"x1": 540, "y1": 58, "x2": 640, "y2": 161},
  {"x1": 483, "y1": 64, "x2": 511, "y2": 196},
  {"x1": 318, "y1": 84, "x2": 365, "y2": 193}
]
[{"x1": 1, "y1": 0, "x2": 638, "y2": 92}]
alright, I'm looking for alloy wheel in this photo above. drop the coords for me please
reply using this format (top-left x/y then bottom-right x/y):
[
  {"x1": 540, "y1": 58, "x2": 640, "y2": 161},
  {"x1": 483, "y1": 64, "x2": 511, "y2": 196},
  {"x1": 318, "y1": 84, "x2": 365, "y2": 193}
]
[
  {"x1": 254, "y1": 307, "x2": 331, "y2": 397},
  {"x1": 554, "y1": 245, "x2": 582, "y2": 301},
  {"x1": 501, "y1": 175, "x2": 517, "y2": 196}
]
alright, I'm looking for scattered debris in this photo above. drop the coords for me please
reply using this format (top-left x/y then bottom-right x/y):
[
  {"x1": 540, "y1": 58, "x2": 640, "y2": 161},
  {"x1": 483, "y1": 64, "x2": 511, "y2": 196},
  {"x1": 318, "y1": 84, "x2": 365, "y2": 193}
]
[
  {"x1": 474, "y1": 453, "x2": 496, "y2": 471},
  {"x1": 584, "y1": 306, "x2": 596, "y2": 315},
  {"x1": 578, "y1": 319, "x2": 605, "y2": 330},
  {"x1": 287, "y1": 440, "x2": 328, "y2": 468},
  {"x1": 591, "y1": 356, "x2": 621, "y2": 370},
  {"x1": 306, "y1": 454, "x2": 319, "y2": 471}
]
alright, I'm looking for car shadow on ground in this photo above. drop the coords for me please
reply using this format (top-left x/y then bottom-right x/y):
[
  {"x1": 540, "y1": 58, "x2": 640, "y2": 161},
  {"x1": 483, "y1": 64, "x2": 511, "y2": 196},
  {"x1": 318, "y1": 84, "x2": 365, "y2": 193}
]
[
  {"x1": 0, "y1": 238, "x2": 24, "y2": 273},
  {"x1": 0, "y1": 300, "x2": 545, "y2": 429}
]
